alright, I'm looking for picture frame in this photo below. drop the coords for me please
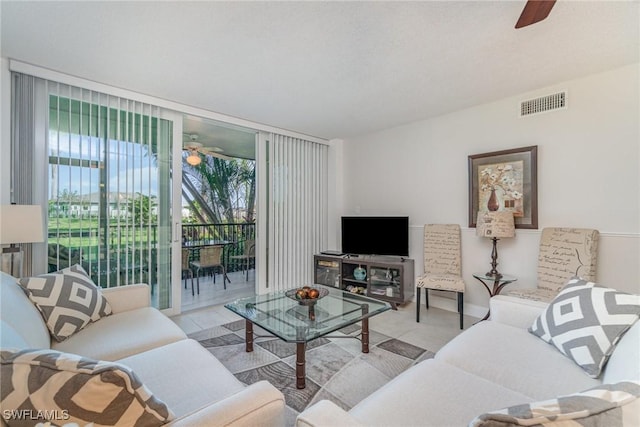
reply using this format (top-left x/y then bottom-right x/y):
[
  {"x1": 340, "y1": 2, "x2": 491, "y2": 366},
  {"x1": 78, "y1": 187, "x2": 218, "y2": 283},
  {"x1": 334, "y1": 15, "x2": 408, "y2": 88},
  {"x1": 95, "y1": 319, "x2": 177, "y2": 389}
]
[{"x1": 468, "y1": 145, "x2": 538, "y2": 229}]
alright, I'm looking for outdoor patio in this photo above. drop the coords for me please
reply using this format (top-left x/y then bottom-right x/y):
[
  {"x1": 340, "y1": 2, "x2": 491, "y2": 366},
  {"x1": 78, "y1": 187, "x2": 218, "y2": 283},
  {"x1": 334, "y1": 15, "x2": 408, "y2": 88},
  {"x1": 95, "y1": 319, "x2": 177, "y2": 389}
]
[{"x1": 181, "y1": 269, "x2": 255, "y2": 313}]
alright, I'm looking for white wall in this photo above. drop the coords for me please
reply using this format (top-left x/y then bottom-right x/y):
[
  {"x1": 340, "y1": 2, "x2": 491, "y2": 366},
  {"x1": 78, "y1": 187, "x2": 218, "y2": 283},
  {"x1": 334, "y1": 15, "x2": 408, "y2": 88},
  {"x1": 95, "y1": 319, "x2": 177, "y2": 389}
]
[{"x1": 341, "y1": 64, "x2": 640, "y2": 317}]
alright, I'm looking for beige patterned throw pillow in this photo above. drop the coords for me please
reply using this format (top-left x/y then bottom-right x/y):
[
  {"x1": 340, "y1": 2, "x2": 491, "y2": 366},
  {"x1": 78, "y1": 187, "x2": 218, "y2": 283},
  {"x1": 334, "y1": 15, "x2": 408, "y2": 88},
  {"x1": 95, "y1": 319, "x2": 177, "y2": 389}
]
[
  {"x1": 18, "y1": 264, "x2": 112, "y2": 342},
  {"x1": 0, "y1": 349, "x2": 174, "y2": 427}
]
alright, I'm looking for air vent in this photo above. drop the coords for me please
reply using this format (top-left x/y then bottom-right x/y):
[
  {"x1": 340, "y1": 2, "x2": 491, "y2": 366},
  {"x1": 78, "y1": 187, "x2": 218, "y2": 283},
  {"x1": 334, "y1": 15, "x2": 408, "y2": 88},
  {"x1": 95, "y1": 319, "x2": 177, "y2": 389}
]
[{"x1": 520, "y1": 91, "x2": 566, "y2": 117}]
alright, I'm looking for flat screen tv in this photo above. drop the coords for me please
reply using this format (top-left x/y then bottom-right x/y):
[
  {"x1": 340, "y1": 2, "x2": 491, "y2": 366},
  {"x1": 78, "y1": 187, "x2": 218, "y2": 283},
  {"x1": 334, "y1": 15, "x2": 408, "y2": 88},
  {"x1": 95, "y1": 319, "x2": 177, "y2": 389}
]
[{"x1": 341, "y1": 216, "x2": 409, "y2": 257}]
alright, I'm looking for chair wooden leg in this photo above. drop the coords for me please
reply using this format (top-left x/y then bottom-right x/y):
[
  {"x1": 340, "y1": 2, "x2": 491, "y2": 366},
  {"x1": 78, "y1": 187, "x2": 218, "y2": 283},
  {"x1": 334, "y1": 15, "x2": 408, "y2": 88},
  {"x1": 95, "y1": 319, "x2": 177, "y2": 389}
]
[
  {"x1": 416, "y1": 287, "x2": 421, "y2": 323},
  {"x1": 458, "y1": 292, "x2": 464, "y2": 330},
  {"x1": 425, "y1": 289, "x2": 429, "y2": 309}
]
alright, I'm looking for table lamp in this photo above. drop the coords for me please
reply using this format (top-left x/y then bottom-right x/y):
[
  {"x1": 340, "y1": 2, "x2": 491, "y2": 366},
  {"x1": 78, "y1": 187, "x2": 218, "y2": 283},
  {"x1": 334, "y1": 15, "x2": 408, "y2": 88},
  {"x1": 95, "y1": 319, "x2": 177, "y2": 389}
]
[
  {"x1": 0, "y1": 204, "x2": 45, "y2": 277},
  {"x1": 476, "y1": 211, "x2": 515, "y2": 279}
]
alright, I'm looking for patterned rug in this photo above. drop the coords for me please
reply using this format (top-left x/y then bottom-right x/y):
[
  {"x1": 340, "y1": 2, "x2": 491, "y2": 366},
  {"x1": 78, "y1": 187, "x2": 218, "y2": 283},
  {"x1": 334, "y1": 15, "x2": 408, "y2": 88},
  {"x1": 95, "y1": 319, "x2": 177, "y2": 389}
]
[{"x1": 189, "y1": 320, "x2": 434, "y2": 423}]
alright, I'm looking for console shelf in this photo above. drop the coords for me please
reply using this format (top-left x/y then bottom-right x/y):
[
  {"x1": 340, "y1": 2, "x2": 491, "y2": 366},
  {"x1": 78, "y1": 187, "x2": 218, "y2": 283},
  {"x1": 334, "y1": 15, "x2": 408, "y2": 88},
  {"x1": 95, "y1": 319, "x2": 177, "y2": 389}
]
[{"x1": 314, "y1": 254, "x2": 414, "y2": 308}]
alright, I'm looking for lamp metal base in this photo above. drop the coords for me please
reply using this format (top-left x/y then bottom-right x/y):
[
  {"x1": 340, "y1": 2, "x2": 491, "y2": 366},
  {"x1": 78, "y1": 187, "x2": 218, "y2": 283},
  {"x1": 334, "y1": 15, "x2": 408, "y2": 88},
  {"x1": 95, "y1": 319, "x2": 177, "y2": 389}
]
[
  {"x1": 485, "y1": 237, "x2": 503, "y2": 280},
  {"x1": 1, "y1": 247, "x2": 24, "y2": 278},
  {"x1": 484, "y1": 271, "x2": 503, "y2": 280}
]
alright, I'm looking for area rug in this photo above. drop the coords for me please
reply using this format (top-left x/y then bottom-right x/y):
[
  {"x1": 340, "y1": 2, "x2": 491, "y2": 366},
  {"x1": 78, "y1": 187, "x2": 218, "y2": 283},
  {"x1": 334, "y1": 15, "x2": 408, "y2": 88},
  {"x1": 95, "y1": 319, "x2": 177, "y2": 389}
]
[{"x1": 188, "y1": 320, "x2": 434, "y2": 422}]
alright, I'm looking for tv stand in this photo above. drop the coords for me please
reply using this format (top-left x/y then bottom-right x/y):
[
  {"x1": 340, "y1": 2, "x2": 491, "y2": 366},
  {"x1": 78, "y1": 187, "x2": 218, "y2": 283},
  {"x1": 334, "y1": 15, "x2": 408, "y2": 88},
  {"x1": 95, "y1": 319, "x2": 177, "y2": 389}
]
[{"x1": 314, "y1": 254, "x2": 414, "y2": 308}]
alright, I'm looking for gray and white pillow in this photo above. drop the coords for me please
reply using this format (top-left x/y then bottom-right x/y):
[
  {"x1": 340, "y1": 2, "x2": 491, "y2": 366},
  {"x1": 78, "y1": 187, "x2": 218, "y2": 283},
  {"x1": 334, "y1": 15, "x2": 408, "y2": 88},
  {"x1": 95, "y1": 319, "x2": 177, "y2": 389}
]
[
  {"x1": 529, "y1": 277, "x2": 640, "y2": 378},
  {"x1": 0, "y1": 348, "x2": 174, "y2": 427},
  {"x1": 18, "y1": 264, "x2": 112, "y2": 342},
  {"x1": 469, "y1": 381, "x2": 640, "y2": 427}
]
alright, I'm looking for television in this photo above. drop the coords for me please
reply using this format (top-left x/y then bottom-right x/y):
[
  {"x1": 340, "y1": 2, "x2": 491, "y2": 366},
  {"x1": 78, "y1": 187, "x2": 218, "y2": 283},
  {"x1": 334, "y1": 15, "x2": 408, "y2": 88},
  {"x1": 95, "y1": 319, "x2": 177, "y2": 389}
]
[{"x1": 341, "y1": 216, "x2": 409, "y2": 257}]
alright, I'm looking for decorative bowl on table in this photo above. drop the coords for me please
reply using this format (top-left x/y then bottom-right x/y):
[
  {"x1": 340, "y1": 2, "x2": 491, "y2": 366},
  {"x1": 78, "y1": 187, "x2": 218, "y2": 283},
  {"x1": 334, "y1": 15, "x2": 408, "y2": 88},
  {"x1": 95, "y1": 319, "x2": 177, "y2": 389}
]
[{"x1": 285, "y1": 286, "x2": 329, "y2": 306}]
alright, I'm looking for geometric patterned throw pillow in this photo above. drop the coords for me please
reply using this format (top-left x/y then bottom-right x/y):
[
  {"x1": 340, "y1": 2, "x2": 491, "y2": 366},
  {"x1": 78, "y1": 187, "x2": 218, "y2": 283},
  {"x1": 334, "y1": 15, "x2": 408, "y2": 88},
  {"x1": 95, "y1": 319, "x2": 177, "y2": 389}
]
[
  {"x1": 469, "y1": 380, "x2": 640, "y2": 427},
  {"x1": 18, "y1": 264, "x2": 112, "y2": 342},
  {"x1": 0, "y1": 349, "x2": 174, "y2": 427},
  {"x1": 529, "y1": 277, "x2": 640, "y2": 378}
]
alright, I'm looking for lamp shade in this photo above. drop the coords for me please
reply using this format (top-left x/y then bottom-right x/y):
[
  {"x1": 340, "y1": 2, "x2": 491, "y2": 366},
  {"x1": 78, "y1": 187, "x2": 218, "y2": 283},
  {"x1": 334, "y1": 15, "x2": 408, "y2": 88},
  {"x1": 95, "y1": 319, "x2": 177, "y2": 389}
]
[
  {"x1": 0, "y1": 205, "x2": 45, "y2": 244},
  {"x1": 476, "y1": 211, "x2": 515, "y2": 239}
]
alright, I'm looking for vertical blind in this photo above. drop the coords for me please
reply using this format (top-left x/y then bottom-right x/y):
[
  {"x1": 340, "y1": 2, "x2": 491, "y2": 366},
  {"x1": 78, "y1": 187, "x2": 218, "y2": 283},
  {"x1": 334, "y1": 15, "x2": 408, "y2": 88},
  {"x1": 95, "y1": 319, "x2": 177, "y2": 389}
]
[
  {"x1": 10, "y1": 74, "x2": 41, "y2": 276},
  {"x1": 267, "y1": 134, "x2": 328, "y2": 291},
  {"x1": 11, "y1": 72, "x2": 174, "y2": 309}
]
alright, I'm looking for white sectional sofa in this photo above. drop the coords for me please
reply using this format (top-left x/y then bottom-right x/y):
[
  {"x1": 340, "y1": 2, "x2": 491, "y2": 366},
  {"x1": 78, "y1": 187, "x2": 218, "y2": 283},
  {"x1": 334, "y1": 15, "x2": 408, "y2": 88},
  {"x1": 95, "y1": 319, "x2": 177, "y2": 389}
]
[
  {"x1": 297, "y1": 293, "x2": 640, "y2": 427},
  {"x1": 0, "y1": 271, "x2": 285, "y2": 426}
]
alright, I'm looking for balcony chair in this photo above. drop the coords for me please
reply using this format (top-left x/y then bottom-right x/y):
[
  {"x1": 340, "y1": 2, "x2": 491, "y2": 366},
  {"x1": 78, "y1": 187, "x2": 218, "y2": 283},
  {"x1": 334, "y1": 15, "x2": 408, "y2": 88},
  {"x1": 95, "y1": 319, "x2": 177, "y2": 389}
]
[
  {"x1": 229, "y1": 239, "x2": 256, "y2": 280},
  {"x1": 501, "y1": 227, "x2": 599, "y2": 303},
  {"x1": 182, "y1": 248, "x2": 195, "y2": 296},
  {"x1": 190, "y1": 245, "x2": 227, "y2": 293},
  {"x1": 416, "y1": 224, "x2": 465, "y2": 330}
]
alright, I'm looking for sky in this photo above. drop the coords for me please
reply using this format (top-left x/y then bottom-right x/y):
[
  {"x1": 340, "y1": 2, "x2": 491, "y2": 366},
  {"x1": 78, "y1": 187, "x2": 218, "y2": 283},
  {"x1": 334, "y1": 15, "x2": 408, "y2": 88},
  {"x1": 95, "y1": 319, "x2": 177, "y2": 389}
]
[{"x1": 49, "y1": 133, "x2": 160, "y2": 200}]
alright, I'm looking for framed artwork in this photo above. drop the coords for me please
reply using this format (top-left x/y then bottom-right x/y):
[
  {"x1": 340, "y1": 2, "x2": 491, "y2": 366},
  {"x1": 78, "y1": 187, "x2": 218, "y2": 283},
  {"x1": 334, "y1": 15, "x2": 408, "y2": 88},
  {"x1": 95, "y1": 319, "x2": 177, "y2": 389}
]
[{"x1": 468, "y1": 145, "x2": 538, "y2": 229}]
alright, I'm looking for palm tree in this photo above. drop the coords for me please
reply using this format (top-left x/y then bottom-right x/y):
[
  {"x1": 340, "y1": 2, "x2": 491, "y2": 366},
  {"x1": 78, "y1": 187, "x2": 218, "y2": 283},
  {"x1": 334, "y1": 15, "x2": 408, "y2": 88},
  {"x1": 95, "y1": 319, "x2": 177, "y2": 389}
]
[
  {"x1": 239, "y1": 160, "x2": 256, "y2": 223},
  {"x1": 183, "y1": 154, "x2": 256, "y2": 225}
]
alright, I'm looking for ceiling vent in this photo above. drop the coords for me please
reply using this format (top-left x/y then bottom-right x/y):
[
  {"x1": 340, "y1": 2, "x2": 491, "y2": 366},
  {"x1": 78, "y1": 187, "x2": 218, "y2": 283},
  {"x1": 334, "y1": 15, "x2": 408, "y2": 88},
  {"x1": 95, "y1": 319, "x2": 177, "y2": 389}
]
[{"x1": 520, "y1": 91, "x2": 566, "y2": 117}]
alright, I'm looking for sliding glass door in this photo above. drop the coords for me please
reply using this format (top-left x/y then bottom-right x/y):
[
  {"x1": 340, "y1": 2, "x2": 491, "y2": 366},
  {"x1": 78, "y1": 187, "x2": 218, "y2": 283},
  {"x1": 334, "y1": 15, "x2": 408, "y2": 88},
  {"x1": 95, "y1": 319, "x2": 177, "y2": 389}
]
[{"x1": 46, "y1": 89, "x2": 181, "y2": 310}]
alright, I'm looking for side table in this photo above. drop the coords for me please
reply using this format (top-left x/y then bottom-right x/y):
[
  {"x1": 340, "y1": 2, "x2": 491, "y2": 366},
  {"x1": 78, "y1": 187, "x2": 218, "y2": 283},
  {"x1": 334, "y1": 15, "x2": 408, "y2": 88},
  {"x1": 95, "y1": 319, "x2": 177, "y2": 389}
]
[{"x1": 473, "y1": 272, "x2": 518, "y2": 321}]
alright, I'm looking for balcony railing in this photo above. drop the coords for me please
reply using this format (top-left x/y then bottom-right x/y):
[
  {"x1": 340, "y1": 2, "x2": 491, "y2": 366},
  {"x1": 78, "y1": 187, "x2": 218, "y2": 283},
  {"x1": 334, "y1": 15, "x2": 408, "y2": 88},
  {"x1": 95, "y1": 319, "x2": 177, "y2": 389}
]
[
  {"x1": 181, "y1": 222, "x2": 256, "y2": 266},
  {"x1": 47, "y1": 222, "x2": 256, "y2": 286},
  {"x1": 182, "y1": 222, "x2": 255, "y2": 247}
]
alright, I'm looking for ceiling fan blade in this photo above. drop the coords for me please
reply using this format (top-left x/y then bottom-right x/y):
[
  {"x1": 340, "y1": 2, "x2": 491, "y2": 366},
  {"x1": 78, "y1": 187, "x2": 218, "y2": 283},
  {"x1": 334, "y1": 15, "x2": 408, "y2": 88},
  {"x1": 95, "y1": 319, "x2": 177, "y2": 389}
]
[
  {"x1": 199, "y1": 148, "x2": 233, "y2": 161},
  {"x1": 183, "y1": 141, "x2": 203, "y2": 150},
  {"x1": 208, "y1": 152, "x2": 234, "y2": 161},
  {"x1": 515, "y1": 0, "x2": 556, "y2": 29}
]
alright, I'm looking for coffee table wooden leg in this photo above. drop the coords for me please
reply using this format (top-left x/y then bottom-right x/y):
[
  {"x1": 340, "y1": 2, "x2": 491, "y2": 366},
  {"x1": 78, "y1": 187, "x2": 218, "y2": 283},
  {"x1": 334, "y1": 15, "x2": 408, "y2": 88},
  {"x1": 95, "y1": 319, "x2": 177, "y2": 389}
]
[
  {"x1": 245, "y1": 320, "x2": 253, "y2": 352},
  {"x1": 362, "y1": 318, "x2": 370, "y2": 353},
  {"x1": 362, "y1": 304, "x2": 369, "y2": 353},
  {"x1": 296, "y1": 343, "x2": 306, "y2": 389}
]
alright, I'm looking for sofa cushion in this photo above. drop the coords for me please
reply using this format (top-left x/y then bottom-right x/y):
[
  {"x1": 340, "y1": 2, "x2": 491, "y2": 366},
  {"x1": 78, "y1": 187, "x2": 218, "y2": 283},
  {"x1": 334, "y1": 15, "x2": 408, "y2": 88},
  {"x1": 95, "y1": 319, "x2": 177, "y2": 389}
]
[
  {"x1": 0, "y1": 348, "x2": 174, "y2": 427},
  {"x1": 18, "y1": 264, "x2": 112, "y2": 342},
  {"x1": 436, "y1": 320, "x2": 600, "y2": 399},
  {"x1": 117, "y1": 339, "x2": 246, "y2": 418},
  {"x1": 53, "y1": 307, "x2": 187, "y2": 361},
  {"x1": 529, "y1": 277, "x2": 640, "y2": 378},
  {"x1": 469, "y1": 381, "x2": 640, "y2": 427},
  {"x1": 0, "y1": 321, "x2": 29, "y2": 349},
  {"x1": 348, "y1": 359, "x2": 534, "y2": 427},
  {"x1": 0, "y1": 272, "x2": 51, "y2": 349},
  {"x1": 489, "y1": 295, "x2": 548, "y2": 329},
  {"x1": 603, "y1": 321, "x2": 640, "y2": 384}
]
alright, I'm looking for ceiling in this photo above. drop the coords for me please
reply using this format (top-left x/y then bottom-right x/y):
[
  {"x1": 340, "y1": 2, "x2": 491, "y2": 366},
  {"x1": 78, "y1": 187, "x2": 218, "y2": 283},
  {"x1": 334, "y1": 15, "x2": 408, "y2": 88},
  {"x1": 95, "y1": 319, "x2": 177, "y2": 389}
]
[
  {"x1": 182, "y1": 116, "x2": 256, "y2": 160},
  {"x1": 1, "y1": 1, "x2": 638, "y2": 142}
]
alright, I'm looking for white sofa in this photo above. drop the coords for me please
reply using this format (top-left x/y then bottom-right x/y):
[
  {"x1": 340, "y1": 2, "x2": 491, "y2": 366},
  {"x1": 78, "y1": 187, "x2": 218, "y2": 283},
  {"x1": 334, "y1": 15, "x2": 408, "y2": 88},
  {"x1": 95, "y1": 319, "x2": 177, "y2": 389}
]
[
  {"x1": 0, "y1": 271, "x2": 285, "y2": 426},
  {"x1": 297, "y1": 295, "x2": 640, "y2": 427}
]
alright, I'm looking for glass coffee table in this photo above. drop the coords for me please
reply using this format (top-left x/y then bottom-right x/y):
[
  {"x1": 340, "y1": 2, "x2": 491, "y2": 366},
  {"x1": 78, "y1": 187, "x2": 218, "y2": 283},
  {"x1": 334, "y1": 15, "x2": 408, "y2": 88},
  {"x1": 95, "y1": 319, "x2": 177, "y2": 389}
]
[{"x1": 225, "y1": 285, "x2": 391, "y2": 389}]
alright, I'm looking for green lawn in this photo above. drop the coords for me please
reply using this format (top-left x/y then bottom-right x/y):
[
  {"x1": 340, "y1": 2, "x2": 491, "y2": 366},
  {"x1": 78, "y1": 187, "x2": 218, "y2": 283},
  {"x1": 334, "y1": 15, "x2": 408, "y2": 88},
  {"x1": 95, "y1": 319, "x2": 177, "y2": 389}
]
[{"x1": 48, "y1": 217, "x2": 158, "y2": 261}]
